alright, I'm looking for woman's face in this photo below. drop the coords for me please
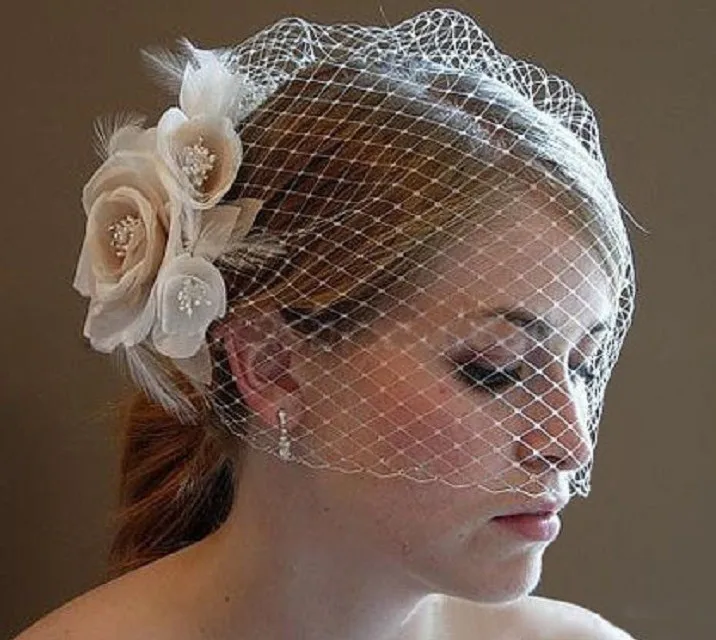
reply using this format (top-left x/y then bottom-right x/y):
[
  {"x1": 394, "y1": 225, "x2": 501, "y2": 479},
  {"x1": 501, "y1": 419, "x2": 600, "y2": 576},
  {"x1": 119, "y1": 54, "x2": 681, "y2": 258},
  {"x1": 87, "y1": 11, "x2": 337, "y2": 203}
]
[{"x1": 230, "y1": 196, "x2": 615, "y2": 602}]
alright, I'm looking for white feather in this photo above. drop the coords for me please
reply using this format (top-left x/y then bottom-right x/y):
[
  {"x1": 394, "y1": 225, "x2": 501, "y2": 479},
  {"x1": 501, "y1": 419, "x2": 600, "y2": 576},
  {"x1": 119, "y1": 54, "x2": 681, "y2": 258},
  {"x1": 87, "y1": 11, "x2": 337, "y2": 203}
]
[
  {"x1": 218, "y1": 232, "x2": 288, "y2": 273},
  {"x1": 143, "y1": 38, "x2": 271, "y2": 122},
  {"x1": 140, "y1": 43, "x2": 187, "y2": 95},
  {"x1": 115, "y1": 343, "x2": 202, "y2": 424},
  {"x1": 92, "y1": 112, "x2": 146, "y2": 160}
]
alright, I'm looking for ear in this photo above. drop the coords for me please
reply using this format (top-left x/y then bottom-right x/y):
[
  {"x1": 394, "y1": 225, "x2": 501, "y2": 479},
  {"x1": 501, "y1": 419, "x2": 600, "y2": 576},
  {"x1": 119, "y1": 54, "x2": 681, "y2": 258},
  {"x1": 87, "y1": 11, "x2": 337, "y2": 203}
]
[{"x1": 213, "y1": 310, "x2": 303, "y2": 435}]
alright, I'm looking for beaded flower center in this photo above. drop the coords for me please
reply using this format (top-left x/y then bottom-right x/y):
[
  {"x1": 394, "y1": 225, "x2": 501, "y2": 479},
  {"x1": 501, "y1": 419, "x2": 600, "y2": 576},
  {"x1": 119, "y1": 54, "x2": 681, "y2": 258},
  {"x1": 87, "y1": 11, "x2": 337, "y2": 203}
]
[
  {"x1": 108, "y1": 214, "x2": 141, "y2": 259},
  {"x1": 179, "y1": 137, "x2": 216, "y2": 190},
  {"x1": 176, "y1": 276, "x2": 212, "y2": 316}
]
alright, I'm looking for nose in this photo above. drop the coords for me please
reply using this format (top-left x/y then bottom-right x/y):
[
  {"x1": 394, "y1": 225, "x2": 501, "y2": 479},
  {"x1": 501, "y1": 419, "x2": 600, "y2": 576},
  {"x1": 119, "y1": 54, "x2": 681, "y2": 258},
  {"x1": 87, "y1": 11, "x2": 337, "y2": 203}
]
[{"x1": 515, "y1": 362, "x2": 594, "y2": 474}]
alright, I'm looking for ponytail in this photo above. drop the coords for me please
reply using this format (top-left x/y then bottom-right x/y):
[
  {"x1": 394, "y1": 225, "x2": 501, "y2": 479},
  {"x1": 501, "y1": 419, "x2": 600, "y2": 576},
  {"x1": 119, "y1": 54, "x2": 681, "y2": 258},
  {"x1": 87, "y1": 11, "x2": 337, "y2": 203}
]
[{"x1": 105, "y1": 388, "x2": 238, "y2": 581}]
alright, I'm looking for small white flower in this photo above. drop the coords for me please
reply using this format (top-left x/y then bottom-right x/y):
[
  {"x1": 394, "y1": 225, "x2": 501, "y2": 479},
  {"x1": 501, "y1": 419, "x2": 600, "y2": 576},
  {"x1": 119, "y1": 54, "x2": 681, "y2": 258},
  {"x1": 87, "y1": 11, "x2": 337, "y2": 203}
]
[
  {"x1": 152, "y1": 254, "x2": 227, "y2": 359},
  {"x1": 157, "y1": 108, "x2": 242, "y2": 211}
]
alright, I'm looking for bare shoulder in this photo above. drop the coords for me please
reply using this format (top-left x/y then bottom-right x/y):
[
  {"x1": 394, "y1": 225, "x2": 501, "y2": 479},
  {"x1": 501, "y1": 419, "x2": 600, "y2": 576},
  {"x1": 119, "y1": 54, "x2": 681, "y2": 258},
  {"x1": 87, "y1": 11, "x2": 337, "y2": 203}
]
[
  {"x1": 439, "y1": 594, "x2": 637, "y2": 640},
  {"x1": 518, "y1": 595, "x2": 637, "y2": 639},
  {"x1": 10, "y1": 565, "x2": 178, "y2": 640},
  {"x1": 10, "y1": 582, "x2": 122, "y2": 639}
]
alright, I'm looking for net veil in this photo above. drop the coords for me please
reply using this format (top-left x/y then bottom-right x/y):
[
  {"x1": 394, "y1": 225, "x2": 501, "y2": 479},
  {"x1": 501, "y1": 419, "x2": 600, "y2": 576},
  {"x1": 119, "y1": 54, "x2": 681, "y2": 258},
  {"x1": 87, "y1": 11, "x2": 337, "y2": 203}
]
[{"x1": 74, "y1": 9, "x2": 637, "y2": 498}]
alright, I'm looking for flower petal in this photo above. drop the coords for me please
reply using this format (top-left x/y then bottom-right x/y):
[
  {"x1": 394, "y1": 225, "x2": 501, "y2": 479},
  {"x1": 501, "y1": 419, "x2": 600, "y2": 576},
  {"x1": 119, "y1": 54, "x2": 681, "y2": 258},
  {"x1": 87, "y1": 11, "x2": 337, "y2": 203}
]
[
  {"x1": 192, "y1": 205, "x2": 241, "y2": 260},
  {"x1": 84, "y1": 285, "x2": 157, "y2": 352},
  {"x1": 73, "y1": 230, "x2": 96, "y2": 297},
  {"x1": 82, "y1": 151, "x2": 167, "y2": 219},
  {"x1": 156, "y1": 107, "x2": 188, "y2": 170},
  {"x1": 153, "y1": 254, "x2": 226, "y2": 358},
  {"x1": 227, "y1": 197, "x2": 265, "y2": 240},
  {"x1": 152, "y1": 328, "x2": 206, "y2": 360},
  {"x1": 156, "y1": 112, "x2": 241, "y2": 211},
  {"x1": 191, "y1": 198, "x2": 264, "y2": 265}
]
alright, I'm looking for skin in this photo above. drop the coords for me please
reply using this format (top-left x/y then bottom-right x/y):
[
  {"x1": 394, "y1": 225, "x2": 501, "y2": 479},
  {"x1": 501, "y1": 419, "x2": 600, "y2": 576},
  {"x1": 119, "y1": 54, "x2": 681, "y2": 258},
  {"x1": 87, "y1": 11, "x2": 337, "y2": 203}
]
[
  {"x1": 15, "y1": 195, "x2": 629, "y2": 640},
  {"x1": 155, "y1": 195, "x2": 614, "y2": 640}
]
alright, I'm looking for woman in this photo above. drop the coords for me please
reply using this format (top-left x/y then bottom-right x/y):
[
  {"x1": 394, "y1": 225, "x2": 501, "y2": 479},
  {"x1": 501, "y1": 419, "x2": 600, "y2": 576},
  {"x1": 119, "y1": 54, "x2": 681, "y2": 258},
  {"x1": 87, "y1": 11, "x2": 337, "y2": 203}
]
[{"x1": 15, "y1": 9, "x2": 638, "y2": 639}]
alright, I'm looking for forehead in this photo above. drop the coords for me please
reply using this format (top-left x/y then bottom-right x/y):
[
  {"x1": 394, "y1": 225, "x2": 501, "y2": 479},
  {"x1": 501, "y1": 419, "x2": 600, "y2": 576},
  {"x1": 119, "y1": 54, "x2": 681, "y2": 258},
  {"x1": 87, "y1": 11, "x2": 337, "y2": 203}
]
[{"x1": 409, "y1": 202, "x2": 614, "y2": 344}]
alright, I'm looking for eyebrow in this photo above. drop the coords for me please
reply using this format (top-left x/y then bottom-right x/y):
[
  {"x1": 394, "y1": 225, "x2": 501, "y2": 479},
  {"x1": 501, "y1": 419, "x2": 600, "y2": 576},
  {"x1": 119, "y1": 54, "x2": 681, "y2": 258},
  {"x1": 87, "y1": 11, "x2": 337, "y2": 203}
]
[{"x1": 478, "y1": 306, "x2": 608, "y2": 340}]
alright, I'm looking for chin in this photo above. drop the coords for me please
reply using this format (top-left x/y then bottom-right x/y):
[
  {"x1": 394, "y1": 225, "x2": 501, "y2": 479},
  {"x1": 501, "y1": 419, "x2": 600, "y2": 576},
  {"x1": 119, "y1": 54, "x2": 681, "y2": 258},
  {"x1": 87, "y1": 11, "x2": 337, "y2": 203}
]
[
  {"x1": 435, "y1": 547, "x2": 545, "y2": 605},
  {"x1": 483, "y1": 549, "x2": 544, "y2": 603}
]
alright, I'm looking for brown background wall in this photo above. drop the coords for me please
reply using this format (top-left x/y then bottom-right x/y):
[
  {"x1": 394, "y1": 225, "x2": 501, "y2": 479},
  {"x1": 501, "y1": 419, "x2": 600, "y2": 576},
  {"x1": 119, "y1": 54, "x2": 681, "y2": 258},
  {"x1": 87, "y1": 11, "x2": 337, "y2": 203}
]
[{"x1": 1, "y1": 1, "x2": 713, "y2": 639}]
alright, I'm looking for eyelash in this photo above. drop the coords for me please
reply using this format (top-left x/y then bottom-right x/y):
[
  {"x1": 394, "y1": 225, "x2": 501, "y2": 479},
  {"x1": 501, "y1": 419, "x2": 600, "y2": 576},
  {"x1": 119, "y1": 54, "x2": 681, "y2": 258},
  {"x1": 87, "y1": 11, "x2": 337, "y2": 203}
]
[{"x1": 454, "y1": 360, "x2": 597, "y2": 392}]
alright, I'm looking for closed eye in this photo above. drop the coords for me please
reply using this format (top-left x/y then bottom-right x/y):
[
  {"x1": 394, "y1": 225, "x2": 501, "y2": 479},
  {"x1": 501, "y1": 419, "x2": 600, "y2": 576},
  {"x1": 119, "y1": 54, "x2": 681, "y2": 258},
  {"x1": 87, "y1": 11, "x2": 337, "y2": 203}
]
[
  {"x1": 453, "y1": 358, "x2": 598, "y2": 393},
  {"x1": 454, "y1": 360, "x2": 522, "y2": 392}
]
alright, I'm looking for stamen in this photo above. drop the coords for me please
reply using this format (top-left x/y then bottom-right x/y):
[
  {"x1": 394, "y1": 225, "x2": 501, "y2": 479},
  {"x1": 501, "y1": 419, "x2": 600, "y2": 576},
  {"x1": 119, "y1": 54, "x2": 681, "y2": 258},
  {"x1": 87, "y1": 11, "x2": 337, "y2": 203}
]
[
  {"x1": 176, "y1": 276, "x2": 212, "y2": 317},
  {"x1": 179, "y1": 137, "x2": 216, "y2": 190},
  {"x1": 108, "y1": 214, "x2": 141, "y2": 259}
]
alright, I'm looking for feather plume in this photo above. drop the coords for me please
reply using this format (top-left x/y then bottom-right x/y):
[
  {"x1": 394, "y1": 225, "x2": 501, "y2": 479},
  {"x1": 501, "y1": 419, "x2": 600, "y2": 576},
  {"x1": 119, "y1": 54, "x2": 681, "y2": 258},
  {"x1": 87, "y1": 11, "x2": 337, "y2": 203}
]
[
  {"x1": 218, "y1": 232, "x2": 288, "y2": 273},
  {"x1": 115, "y1": 343, "x2": 202, "y2": 424},
  {"x1": 142, "y1": 38, "x2": 227, "y2": 96},
  {"x1": 92, "y1": 112, "x2": 146, "y2": 160},
  {"x1": 143, "y1": 38, "x2": 272, "y2": 122},
  {"x1": 141, "y1": 42, "x2": 188, "y2": 95}
]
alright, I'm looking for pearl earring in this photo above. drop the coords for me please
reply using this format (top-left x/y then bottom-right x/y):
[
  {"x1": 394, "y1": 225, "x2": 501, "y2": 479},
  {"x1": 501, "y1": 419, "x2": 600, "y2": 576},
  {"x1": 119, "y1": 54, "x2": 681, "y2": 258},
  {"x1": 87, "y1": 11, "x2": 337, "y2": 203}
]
[{"x1": 277, "y1": 408, "x2": 291, "y2": 461}]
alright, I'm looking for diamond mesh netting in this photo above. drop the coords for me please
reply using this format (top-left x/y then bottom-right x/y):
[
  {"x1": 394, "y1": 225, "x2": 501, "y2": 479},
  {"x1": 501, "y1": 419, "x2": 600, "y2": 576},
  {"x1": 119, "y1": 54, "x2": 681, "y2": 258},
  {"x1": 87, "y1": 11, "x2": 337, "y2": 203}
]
[{"x1": 74, "y1": 9, "x2": 637, "y2": 499}]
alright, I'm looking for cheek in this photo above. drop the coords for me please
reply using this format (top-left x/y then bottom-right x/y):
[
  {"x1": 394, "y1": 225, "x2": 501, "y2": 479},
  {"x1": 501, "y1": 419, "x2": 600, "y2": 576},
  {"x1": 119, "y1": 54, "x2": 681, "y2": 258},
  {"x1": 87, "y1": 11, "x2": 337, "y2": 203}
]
[
  {"x1": 346, "y1": 477, "x2": 472, "y2": 553},
  {"x1": 311, "y1": 358, "x2": 518, "y2": 486},
  {"x1": 355, "y1": 481, "x2": 522, "y2": 596}
]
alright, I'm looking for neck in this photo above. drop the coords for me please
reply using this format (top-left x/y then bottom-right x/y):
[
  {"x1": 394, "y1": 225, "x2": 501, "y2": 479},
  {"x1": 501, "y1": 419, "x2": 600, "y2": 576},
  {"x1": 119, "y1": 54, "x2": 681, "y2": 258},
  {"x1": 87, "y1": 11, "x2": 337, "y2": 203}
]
[{"x1": 167, "y1": 455, "x2": 434, "y2": 640}]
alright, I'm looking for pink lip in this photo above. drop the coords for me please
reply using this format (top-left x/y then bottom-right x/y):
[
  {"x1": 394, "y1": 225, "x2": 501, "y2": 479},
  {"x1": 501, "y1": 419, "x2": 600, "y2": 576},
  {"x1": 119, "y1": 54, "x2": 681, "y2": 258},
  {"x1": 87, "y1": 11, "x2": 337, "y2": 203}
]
[
  {"x1": 492, "y1": 512, "x2": 561, "y2": 542},
  {"x1": 491, "y1": 499, "x2": 566, "y2": 541}
]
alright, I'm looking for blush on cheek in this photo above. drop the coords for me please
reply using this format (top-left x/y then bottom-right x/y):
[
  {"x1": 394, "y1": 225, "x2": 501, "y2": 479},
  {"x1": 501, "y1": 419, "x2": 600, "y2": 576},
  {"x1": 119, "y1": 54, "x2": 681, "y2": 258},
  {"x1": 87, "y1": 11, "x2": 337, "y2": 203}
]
[
  {"x1": 351, "y1": 374, "x2": 507, "y2": 483},
  {"x1": 300, "y1": 343, "x2": 517, "y2": 485}
]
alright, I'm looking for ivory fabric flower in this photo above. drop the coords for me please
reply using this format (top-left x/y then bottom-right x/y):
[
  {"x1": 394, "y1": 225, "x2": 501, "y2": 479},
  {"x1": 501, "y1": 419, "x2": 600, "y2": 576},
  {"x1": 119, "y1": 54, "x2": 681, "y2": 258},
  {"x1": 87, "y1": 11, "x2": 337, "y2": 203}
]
[
  {"x1": 152, "y1": 253, "x2": 227, "y2": 360},
  {"x1": 152, "y1": 44, "x2": 253, "y2": 211},
  {"x1": 74, "y1": 44, "x2": 268, "y2": 399},
  {"x1": 73, "y1": 137, "x2": 182, "y2": 352},
  {"x1": 157, "y1": 108, "x2": 242, "y2": 211}
]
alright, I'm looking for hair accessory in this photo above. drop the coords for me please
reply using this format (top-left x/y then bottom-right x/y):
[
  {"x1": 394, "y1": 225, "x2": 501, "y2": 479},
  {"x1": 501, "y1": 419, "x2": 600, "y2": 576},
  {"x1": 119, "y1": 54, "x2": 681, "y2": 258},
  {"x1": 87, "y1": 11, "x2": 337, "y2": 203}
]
[{"x1": 73, "y1": 42, "x2": 286, "y2": 414}]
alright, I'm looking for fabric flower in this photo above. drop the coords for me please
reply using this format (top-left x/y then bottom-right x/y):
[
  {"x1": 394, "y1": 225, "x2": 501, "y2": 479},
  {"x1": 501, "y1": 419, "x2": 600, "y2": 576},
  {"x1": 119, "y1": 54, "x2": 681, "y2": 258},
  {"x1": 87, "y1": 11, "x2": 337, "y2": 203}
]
[
  {"x1": 74, "y1": 47, "x2": 265, "y2": 394},
  {"x1": 73, "y1": 138, "x2": 182, "y2": 352},
  {"x1": 152, "y1": 253, "x2": 226, "y2": 360},
  {"x1": 157, "y1": 108, "x2": 242, "y2": 211}
]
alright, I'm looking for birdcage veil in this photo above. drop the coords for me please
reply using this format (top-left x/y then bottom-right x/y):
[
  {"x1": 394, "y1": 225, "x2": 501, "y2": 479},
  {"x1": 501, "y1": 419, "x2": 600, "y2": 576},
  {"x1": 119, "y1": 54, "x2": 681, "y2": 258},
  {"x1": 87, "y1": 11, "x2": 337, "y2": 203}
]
[{"x1": 73, "y1": 9, "x2": 637, "y2": 498}]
